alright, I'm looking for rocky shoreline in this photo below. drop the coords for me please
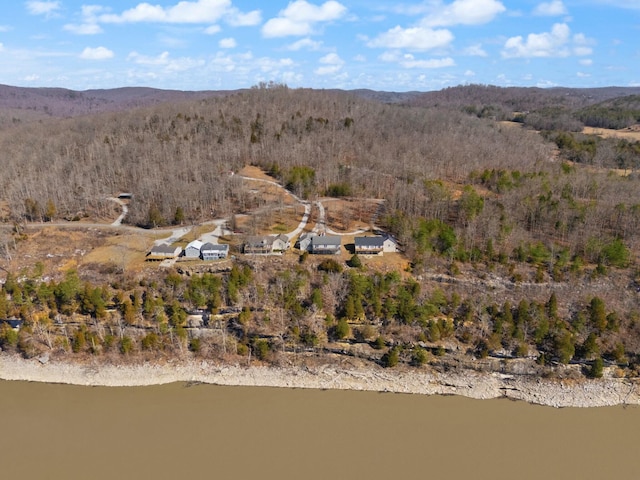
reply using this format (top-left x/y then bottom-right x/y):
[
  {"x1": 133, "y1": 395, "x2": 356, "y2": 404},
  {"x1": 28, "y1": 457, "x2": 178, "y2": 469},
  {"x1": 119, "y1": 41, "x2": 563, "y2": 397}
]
[{"x1": 0, "y1": 354, "x2": 638, "y2": 408}]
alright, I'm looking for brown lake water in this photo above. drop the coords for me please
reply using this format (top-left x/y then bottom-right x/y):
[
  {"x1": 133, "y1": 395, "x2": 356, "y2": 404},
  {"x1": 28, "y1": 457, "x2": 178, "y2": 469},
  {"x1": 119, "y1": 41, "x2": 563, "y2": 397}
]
[{"x1": 0, "y1": 380, "x2": 638, "y2": 480}]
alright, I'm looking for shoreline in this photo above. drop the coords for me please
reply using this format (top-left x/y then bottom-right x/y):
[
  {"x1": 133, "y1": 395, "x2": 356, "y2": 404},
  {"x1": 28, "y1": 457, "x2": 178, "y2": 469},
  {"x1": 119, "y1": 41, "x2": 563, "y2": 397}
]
[{"x1": 0, "y1": 354, "x2": 638, "y2": 408}]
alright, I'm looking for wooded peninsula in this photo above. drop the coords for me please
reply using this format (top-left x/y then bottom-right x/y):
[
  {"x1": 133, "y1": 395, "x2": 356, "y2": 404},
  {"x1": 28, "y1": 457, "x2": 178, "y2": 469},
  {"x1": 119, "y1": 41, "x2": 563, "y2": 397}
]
[{"x1": 2, "y1": 83, "x2": 640, "y2": 403}]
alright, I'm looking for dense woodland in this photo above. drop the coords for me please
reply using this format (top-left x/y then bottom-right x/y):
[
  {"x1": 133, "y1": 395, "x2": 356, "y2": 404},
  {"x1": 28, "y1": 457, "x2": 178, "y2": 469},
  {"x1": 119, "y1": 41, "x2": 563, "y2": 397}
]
[{"x1": 1, "y1": 83, "x2": 640, "y2": 378}]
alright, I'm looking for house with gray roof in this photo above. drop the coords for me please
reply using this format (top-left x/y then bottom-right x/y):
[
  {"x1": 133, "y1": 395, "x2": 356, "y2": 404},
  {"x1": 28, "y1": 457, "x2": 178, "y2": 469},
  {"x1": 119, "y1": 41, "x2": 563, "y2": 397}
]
[
  {"x1": 354, "y1": 236, "x2": 385, "y2": 255},
  {"x1": 243, "y1": 235, "x2": 275, "y2": 254},
  {"x1": 355, "y1": 234, "x2": 399, "y2": 255},
  {"x1": 148, "y1": 244, "x2": 182, "y2": 259},
  {"x1": 200, "y1": 242, "x2": 229, "y2": 260},
  {"x1": 272, "y1": 234, "x2": 291, "y2": 252},
  {"x1": 309, "y1": 235, "x2": 341, "y2": 255}
]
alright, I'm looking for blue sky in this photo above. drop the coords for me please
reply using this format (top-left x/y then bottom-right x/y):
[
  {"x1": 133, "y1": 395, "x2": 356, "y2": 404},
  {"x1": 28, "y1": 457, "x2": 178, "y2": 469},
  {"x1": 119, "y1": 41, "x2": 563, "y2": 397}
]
[{"x1": 0, "y1": 0, "x2": 638, "y2": 91}]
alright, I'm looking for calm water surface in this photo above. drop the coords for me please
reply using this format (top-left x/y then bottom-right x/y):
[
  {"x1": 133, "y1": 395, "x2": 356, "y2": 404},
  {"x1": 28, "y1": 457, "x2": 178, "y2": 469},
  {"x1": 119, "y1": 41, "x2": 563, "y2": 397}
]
[{"x1": 0, "y1": 380, "x2": 638, "y2": 479}]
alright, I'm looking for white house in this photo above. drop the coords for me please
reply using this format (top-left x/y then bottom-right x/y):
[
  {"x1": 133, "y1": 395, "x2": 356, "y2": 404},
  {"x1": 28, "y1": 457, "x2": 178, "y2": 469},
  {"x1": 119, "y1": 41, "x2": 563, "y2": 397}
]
[
  {"x1": 272, "y1": 234, "x2": 291, "y2": 252},
  {"x1": 381, "y1": 234, "x2": 399, "y2": 253},
  {"x1": 184, "y1": 240, "x2": 204, "y2": 258}
]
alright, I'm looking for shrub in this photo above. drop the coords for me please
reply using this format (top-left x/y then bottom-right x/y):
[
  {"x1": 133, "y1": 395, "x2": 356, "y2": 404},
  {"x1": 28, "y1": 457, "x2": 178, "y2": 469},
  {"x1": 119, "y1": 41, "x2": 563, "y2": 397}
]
[
  {"x1": 318, "y1": 259, "x2": 343, "y2": 273},
  {"x1": 333, "y1": 318, "x2": 351, "y2": 340},
  {"x1": 347, "y1": 254, "x2": 362, "y2": 268},
  {"x1": 411, "y1": 348, "x2": 428, "y2": 367},
  {"x1": 381, "y1": 346, "x2": 400, "y2": 368},
  {"x1": 588, "y1": 357, "x2": 604, "y2": 378},
  {"x1": 120, "y1": 336, "x2": 134, "y2": 355}
]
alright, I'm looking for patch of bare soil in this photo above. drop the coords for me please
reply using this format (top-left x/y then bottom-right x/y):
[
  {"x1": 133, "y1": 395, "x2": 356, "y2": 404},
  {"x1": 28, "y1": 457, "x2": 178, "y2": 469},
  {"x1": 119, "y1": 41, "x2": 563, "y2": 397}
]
[
  {"x1": 237, "y1": 165, "x2": 277, "y2": 181},
  {"x1": 322, "y1": 197, "x2": 381, "y2": 232}
]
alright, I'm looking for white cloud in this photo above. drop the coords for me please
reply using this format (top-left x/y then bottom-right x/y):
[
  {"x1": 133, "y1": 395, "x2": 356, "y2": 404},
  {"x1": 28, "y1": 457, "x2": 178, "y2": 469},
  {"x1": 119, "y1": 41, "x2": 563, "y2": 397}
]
[
  {"x1": 464, "y1": 70, "x2": 475, "y2": 76},
  {"x1": 367, "y1": 26, "x2": 454, "y2": 51},
  {"x1": 25, "y1": 74, "x2": 40, "y2": 82},
  {"x1": 314, "y1": 65, "x2": 342, "y2": 75},
  {"x1": 580, "y1": 58, "x2": 593, "y2": 66},
  {"x1": 25, "y1": 1, "x2": 60, "y2": 16},
  {"x1": 262, "y1": 0, "x2": 347, "y2": 38},
  {"x1": 80, "y1": 46, "x2": 115, "y2": 60},
  {"x1": 502, "y1": 23, "x2": 576, "y2": 58},
  {"x1": 314, "y1": 52, "x2": 344, "y2": 75},
  {"x1": 463, "y1": 43, "x2": 487, "y2": 57},
  {"x1": 420, "y1": 0, "x2": 506, "y2": 27},
  {"x1": 573, "y1": 46, "x2": 592, "y2": 56},
  {"x1": 590, "y1": 0, "x2": 640, "y2": 10},
  {"x1": 226, "y1": 9, "x2": 262, "y2": 26},
  {"x1": 128, "y1": 51, "x2": 172, "y2": 65},
  {"x1": 64, "y1": 23, "x2": 103, "y2": 35},
  {"x1": 0, "y1": 25, "x2": 11, "y2": 32},
  {"x1": 97, "y1": 0, "x2": 259, "y2": 26},
  {"x1": 219, "y1": 37, "x2": 237, "y2": 48},
  {"x1": 127, "y1": 51, "x2": 205, "y2": 72},
  {"x1": 572, "y1": 33, "x2": 594, "y2": 56},
  {"x1": 204, "y1": 25, "x2": 221, "y2": 34},
  {"x1": 533, "y1": 0, "x2": 568, "y2": 16},
  {"x1": 319, "y1": 52, "x2": 342, "y2": 64},
  {"x1": 0, "y1": 43, "x2": 4, "y2": 52},
  {"x1": 399, "y1": 54, "x2": 455, "y2": 69},
  {"x1": 577, "y1": 71, "x2": 591, "y2": 78},
  {"x1": 286, "y1": 38, "x2": 323, "y2": 51},
  {"x1": 354, "y1": 54, "x2": 366, "y2": 62}
]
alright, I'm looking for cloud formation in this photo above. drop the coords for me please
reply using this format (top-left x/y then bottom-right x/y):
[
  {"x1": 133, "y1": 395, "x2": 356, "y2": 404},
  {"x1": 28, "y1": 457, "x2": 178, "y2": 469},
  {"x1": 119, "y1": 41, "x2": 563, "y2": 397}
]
[
  {"x1": 96, "y1": 0, "x2": 259, "y2": 26},
  {"x1": 502, "y1": 23, "x2": 592, "y2": 58},
  {"x1": 25, "y1": 1, "x2": 60, "y2": 16},
  {"x1": 533, "y1": 0, "x2": 568, "y2": 16},
  {"x1": 314, "y1": 52, "x2": 344, "y2": 75},
  {"x1": 262, "y1": 0, "x2": 347, "y2": 37},
  {"x1": 80, "y1": 46, "x2": 114, "y2": 60},
  {"x1": 420, "y1": 0, "x2": 506, "y2": 27},
  {"x1": 219, "y1": 37, "x2": 237, "y2": 48},
  {"x1": 367, "y1": 26, "x2": 454, "y2": 51}
]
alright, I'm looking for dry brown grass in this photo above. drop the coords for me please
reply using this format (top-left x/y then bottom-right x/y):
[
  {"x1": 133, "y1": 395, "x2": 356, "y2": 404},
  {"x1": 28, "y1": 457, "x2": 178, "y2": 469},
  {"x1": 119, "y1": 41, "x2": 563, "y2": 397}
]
[
  {"x1": 238, "y1": 165, "x2": 275, "y2": 181},
  {"x1": 583, "y1": 126, "x2": 640, "y2": 141},
  {"x1": 81, "y1": 233, "x2": 152, "y2": 272}
]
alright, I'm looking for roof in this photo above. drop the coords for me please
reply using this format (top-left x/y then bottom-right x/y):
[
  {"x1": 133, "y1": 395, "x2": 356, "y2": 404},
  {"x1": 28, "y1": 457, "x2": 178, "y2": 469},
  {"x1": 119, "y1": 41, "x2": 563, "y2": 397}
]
[
  {"x1": 201, "y1": 243, "x2": 229, "y2": 252},
  {"x1": 151, "y1": 244, "x2": 179, "y2": 255},
  {"x1": 0, "y1": 318, "x2": 23, "y2": 328},
  {"x1": 186, "y1": 240, "x2": 204, "y2": 250},
  {"x1": 245, "y1": 236, "x2": 274, "y2": 247},
  {"x1": 355, "y1": 236, "x2": 384, "y2": 247},
  {"x1": 310, "y1": 235, "x2": 341, "y2": 247}
]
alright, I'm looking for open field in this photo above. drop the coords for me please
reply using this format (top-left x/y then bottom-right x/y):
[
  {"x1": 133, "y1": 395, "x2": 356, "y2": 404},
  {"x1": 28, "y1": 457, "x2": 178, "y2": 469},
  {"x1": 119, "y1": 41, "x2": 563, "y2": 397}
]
[{"x1": 583, "y1": 125, "x2": 640, "y2": 140}]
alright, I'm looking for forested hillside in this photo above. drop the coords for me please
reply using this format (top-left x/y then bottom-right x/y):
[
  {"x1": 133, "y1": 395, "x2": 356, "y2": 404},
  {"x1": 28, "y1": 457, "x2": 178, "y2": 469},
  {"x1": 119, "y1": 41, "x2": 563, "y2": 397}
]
[{"x1": 1, "y1": 84, "x2": 640, "y2": 378}]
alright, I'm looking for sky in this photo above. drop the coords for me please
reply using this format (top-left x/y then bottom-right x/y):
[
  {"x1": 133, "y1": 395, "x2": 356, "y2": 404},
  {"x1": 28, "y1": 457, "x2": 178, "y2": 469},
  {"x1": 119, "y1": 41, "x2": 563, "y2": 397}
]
[{"x1": 0, "y1": 0, "x2": 639, "y2": 92}]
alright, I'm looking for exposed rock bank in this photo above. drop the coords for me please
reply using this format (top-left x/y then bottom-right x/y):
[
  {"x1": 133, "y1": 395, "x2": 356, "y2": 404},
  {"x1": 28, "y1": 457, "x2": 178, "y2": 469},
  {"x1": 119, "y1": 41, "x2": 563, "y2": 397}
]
[{"x1": 0, "y1": 354, "x2": 638, "y2": 408}]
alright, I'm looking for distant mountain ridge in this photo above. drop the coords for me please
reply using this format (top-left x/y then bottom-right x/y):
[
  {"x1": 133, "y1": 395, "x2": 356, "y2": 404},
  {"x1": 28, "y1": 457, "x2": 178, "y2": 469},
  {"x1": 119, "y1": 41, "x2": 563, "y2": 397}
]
[
  {"x1": 409, "y1": 84, "x2": 640, "y2": 112},
  {"x1": 0, "y1": 84, "x2": 228, "y2": 118},
  {"x1": 3, "y1": 83, "x2": 640, "y2": 122}
]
